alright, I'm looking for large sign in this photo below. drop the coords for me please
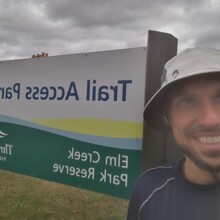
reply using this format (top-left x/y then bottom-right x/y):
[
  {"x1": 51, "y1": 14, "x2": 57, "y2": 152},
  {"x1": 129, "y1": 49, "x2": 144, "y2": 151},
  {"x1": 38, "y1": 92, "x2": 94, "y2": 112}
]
[{"x1": 0, "y1": 47, "x2": 146, "y2": 199}]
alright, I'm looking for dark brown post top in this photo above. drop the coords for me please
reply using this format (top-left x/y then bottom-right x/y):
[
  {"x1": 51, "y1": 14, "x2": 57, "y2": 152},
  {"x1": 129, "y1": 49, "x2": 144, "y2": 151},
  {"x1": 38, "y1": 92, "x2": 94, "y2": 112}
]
[{"x1": 142, "y1": 30, "x2": 178, "y2": 170}]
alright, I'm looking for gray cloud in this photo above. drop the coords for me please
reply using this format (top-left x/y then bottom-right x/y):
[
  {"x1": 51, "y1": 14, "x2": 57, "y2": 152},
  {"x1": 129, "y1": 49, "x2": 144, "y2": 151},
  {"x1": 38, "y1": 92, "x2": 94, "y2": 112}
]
[{"x1": 0, "y1": 0, "x2": 220, "y2": 60}]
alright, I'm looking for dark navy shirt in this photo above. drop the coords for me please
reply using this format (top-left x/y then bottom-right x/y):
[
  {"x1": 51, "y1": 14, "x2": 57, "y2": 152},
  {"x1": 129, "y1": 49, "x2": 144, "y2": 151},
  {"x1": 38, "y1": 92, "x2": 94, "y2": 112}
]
[{"x1": 127, "y1": 159, "x2": 220, "y2": 220}]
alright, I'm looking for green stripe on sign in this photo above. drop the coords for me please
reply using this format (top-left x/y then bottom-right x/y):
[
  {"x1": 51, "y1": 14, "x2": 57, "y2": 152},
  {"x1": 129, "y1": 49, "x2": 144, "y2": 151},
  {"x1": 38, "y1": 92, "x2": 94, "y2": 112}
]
[{"x1": 0, "y1": 122, "x2": 141, "y2": 199}]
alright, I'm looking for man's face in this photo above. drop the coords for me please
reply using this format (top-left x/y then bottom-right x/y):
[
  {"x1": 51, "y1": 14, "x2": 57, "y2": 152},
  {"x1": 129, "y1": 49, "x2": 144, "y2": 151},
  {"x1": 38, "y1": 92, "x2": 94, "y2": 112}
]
[{"x1": 168, "y1": 75, "x2": 220, "y2": 174}]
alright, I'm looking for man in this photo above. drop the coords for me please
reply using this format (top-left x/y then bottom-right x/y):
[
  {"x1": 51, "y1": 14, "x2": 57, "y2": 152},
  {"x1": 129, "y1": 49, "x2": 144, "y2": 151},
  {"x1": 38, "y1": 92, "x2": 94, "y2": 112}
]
[{"x1": 127, "y1": 47, "x2": 220, "y2": 220}]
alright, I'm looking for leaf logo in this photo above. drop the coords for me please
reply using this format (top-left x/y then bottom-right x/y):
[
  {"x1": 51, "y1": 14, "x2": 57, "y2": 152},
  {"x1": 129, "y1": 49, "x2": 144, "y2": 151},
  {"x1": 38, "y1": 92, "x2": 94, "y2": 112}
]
[{"x1": 0, "y1": 131, "x2": 8, "y2": 138}]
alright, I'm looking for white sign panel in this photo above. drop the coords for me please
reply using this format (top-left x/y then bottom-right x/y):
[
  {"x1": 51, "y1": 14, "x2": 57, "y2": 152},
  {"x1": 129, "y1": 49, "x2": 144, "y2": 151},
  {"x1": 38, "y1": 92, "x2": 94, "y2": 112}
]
[{"x1": 0, "y1": 47, "x2": 146, "y2": 198}]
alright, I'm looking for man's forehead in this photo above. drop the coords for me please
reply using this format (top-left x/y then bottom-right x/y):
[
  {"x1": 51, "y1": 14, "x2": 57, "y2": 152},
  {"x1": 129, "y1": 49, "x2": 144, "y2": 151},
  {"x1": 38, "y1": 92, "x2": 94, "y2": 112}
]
[
  {"x1": 166, "y1": 73, "x2": 220, "y2": 98},
  {"x1": 180, "y1": 74, "x2": 220, "y2": 89}
]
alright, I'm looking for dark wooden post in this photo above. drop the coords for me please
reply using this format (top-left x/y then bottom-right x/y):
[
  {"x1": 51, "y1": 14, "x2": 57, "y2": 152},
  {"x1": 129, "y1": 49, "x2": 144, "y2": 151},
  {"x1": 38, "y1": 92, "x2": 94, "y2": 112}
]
[{"x1": 142, "y1": 30, "x2": 178, "y2": 170}]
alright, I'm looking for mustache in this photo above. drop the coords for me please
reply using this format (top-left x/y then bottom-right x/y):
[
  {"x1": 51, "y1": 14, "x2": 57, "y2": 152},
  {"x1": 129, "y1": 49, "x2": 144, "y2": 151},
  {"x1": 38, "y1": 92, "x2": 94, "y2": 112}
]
[{"x1": 184, "y1": 124, "x2": 220, "y2": 137}]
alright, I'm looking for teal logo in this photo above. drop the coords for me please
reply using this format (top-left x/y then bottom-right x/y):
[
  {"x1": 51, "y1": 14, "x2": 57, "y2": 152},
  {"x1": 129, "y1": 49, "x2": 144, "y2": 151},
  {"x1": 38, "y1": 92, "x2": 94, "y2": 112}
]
[{"x1": 0, "y1": 130, "x2": 8, "y2": 138}]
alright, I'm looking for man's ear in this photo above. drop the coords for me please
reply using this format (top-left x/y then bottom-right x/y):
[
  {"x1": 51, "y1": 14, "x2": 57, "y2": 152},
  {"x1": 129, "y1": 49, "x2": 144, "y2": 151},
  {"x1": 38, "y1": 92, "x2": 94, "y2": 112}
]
[
  {"x1": 163, "y1": 115, "x2": 173, "y2": 132},
  {"x1": 163, "y1": 115, "x2": 170, "y2": 127}
]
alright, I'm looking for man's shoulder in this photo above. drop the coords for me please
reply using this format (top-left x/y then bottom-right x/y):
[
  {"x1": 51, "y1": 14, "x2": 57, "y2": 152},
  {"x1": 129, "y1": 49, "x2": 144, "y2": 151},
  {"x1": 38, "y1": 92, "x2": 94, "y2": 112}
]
[
  {"x1": 133, "y1": 160, "x2": 180, "y2": 192},
  {"x1": 127, "y1": 160, "x2": 182, "y2": 220}
]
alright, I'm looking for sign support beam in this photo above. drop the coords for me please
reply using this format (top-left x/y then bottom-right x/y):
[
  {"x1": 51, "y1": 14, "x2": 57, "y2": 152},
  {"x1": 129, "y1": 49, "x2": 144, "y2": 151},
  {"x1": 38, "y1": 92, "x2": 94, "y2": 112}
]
[{"x1": 142, "y1": 30, "x2": 178, "y2": 170}]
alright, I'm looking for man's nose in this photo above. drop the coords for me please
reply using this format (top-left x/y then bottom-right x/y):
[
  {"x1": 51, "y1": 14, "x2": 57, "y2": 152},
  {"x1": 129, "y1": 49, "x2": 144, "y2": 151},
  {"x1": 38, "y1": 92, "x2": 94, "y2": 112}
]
[{"x1": 198, "y1": 102, "x2": 220, "y2": 126}]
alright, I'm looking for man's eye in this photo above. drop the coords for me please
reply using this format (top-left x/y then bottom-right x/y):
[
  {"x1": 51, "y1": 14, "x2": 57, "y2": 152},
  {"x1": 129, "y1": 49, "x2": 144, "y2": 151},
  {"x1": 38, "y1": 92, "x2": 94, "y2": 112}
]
[
  {"x1": 183, "y1": 98, "x2": 195, "y2": 104},
  {"x1": 179, "y1": 98, "x2": 196, "y2": 107},
  {"x1": 215, "y1": 94, "x2": 220, "y2": 103}
]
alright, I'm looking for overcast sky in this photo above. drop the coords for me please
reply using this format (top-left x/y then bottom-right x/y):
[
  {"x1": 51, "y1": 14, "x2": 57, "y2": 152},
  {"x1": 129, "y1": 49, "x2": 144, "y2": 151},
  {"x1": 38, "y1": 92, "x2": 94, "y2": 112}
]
[{"x1": 0, "y1": 0, "x2": 220, "y2": 61}]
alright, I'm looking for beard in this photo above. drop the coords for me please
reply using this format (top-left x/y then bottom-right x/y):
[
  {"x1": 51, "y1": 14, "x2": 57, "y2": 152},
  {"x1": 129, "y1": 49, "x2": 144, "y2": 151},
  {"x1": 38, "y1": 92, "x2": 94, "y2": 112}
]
[
  {"x1": 179, "y1": 124, "x2": 220, "y2": 177},
  {"x1": 180, "y1": 145, "x2": 220, "y2": 175}
]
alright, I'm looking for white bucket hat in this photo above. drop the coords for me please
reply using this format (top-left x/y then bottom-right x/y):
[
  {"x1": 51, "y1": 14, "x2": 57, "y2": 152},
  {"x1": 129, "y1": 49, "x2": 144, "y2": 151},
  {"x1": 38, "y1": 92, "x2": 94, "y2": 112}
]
[{"x1": 143, "y1": 47, "x2": 220, "y2": 130}]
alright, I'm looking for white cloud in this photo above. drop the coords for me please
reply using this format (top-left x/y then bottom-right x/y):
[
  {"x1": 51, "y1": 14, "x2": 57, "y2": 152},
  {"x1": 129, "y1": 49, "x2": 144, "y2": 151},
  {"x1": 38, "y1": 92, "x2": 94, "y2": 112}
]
[{"x1": 0, "y1": 0, "x2": 220, "y2": 60}]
